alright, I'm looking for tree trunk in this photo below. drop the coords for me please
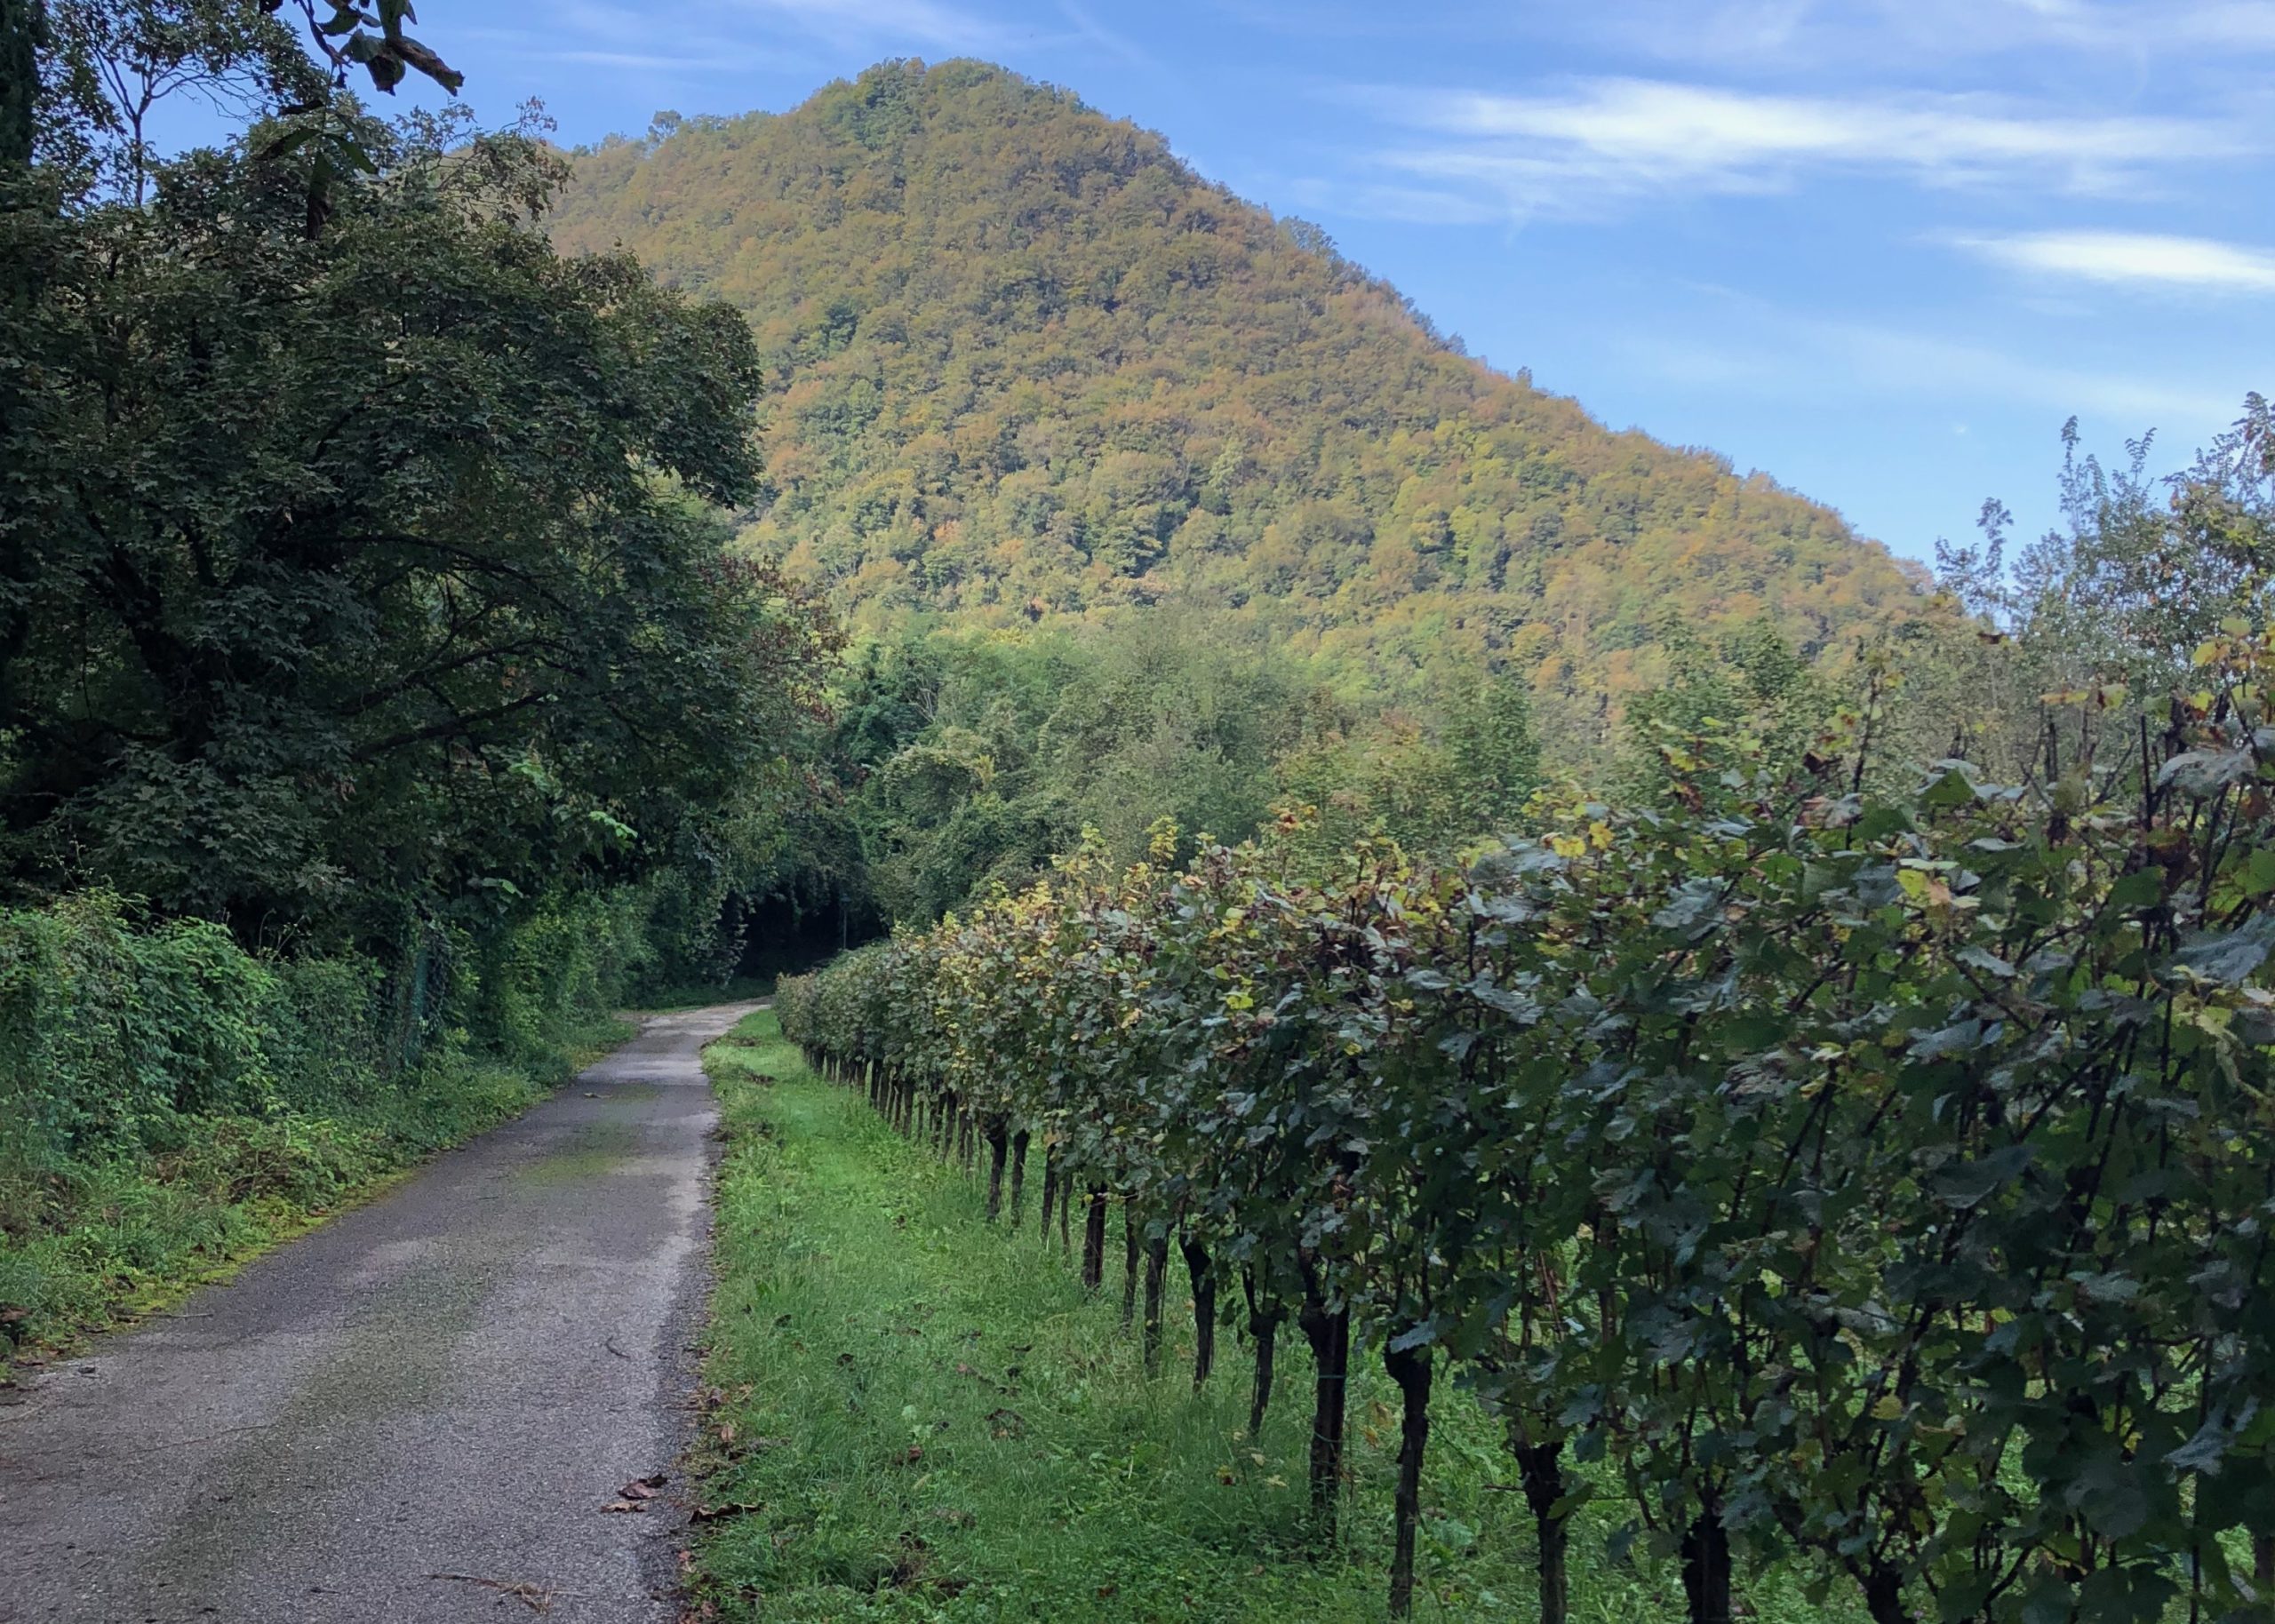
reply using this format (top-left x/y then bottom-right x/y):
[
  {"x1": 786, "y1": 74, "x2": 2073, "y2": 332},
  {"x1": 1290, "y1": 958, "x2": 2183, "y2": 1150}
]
[
  {"x1": 1143, "y1": 1233, "x2": 1169, "y2": 1376},
  {"x1": 1680, "y1": 1499, "x2": 1733, "y2": 1624},
  {"x1": 1039, "y1": 1146, "x2": 1058, "y2": 1238},
  {"x1": 984, "y1": 1120, "x2": 1009, "y2": 1222},
  {"x1": 1385, "y1": 1341, "x2": 1434, "y2": 1618},
  {"x1": 1081, "y1": 1187, "x2": 1108, "y2": 1290},
  {"x1": 1861, "y1": 1565, "x2": 1911, "y2": 1624},
  {"x1": 1181, "y1": 1234, "x2": 1216, "y2": 1387},
  {"x1": 1513, "y1": 1429, "x2": 1569, "y2": 1624},
  {"x1": 1247, "y1": 1291, "x2": 1281, "y2": 1439},
  {"x1": 1297, "y1": 1292, "x2": 1351, "y2": 1539},
  {"x1": 1122, "y1": 1198, "x2": 1141, "y2": 1328},
  {"x1": 1009, "y1": 1130, "x2": 1029, "y2": 1230}
]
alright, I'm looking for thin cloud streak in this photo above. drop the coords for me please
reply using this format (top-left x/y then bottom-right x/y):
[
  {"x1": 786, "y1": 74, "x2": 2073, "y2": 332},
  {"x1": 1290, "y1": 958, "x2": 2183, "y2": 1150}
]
[
  {"x1": 1361, "y1": 78, "x2": 2248, "y2": 219},
  {"x1": 1949, "y1": 229, "x2": 2275, "y2": 292}
]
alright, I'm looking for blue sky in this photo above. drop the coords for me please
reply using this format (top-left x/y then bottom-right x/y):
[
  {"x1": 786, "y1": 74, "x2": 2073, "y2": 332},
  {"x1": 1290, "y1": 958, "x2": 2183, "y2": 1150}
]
[{"x1": 382, "y1": 0, "x2": 2270, "y2": 563}]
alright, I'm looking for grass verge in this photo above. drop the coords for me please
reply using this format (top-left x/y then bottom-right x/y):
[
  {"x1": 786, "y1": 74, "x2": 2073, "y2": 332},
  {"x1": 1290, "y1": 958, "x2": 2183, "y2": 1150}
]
[
  {"x1": 0, "y1": 1016, "x2": 633, "y2": 1378},
  {"x1": 691, "y1": 1012, "x2": 1857, "y2": 1623}
]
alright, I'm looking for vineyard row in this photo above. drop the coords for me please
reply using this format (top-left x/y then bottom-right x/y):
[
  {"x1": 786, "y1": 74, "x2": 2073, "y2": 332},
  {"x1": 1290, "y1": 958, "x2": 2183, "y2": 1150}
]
[{"x1": 778, "y1": 629, "x2": 2275, "y2": 1624}]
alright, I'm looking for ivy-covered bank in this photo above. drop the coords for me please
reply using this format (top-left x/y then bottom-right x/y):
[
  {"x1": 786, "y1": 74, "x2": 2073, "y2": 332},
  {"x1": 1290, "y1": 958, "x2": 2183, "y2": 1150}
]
[{"x1": 0, "y1": 890, "x2": 653, "y2": 1370}]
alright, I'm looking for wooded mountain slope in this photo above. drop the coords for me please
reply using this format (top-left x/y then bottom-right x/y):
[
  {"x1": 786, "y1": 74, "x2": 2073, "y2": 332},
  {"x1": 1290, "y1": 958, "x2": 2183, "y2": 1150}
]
[{"x1": 550, "y1": 58, "x2": 1928, "y2": 711}]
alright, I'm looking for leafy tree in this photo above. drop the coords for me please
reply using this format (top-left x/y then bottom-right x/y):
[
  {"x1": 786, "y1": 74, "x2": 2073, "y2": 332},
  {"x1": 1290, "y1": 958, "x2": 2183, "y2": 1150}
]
[
  {"x1": 3, "y1": 9, "x2": 838, "y2": 969},
  {"x1": 40, "y1": 0, "x2": 322, "y2": 199},
  {"x1": 2, "y1": 0, "x2": 44, "y2": 166},
  {"x1": 1908, "y1": 402, "x2": 2275, "y2": 783}
]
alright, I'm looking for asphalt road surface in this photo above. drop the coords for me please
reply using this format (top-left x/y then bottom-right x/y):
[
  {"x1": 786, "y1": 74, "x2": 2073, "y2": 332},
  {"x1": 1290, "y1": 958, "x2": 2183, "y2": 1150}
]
[{"x1": 0, "y1": 1002, "x2": 761, "y2": 1624}]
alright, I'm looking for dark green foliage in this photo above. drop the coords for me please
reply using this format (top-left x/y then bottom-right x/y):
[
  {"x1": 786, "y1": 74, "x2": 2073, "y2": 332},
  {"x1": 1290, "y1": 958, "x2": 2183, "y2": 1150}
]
[
  {"x1": 6, "y1": 3, "x2": 844, "y2": 994},
  {"x1": 806, "y1": 612, "x2": 1548, "y2": 927},
  {"x1": 0, "y1": 0, "x2": 41, "y2": 167},
  {"x1": 0, "y1": 112, "x2": 833, "y2": 941},
  {"x1": 0, "y1": 888, "x2": 645, "y2": 1359},
  {"x1": 826, "y1": 613, "x2": 1328, "y2": 922}
]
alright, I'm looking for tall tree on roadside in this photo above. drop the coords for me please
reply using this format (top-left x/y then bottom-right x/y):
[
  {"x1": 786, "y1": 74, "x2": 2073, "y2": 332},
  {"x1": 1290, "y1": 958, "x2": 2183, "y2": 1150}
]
[
  {"x1": 3, "y1": 15, "x2": 838, "y2": 951},
  {"x1": 1, "y1": 0, "x2": 42, "y2": 166}
]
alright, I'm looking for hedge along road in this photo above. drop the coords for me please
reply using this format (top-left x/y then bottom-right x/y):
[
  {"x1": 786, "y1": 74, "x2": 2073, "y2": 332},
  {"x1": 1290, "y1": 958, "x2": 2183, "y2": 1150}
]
[{"x1": 0, "y1": 1001, "x2": 763, "y2": 1624}]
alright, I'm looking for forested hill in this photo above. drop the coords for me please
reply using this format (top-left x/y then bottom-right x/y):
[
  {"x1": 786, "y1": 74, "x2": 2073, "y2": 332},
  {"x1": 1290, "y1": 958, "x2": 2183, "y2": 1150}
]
[{"x1": 549, "y1": 58, "x2": 1928, "y2": 708}]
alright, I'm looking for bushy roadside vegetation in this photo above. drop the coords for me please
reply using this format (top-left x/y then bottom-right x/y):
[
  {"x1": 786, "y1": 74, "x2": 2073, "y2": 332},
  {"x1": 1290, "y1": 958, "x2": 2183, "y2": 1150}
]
[{"x1": 0, "y1": 889, "x2": 651, "y2": 1369}]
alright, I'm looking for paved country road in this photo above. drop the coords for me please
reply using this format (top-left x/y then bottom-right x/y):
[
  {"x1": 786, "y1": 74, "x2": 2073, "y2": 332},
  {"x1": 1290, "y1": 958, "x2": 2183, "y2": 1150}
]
[{"x1": 0, "y1": 1002, "x2": 762, "y2": 1624}]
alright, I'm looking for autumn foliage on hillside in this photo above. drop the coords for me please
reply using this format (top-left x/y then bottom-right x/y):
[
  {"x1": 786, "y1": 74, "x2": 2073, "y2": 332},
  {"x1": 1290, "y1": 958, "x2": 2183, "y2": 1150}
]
[{"x1": 551, "y1": 59, "x2": 1928, "y2": 719}]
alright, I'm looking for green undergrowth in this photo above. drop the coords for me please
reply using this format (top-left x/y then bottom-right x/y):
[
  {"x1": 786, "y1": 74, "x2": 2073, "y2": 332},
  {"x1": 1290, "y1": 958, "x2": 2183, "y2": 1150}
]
[
  {"x1": 0, "y1": 1017, "x2": 629, "y2": 1374},
  {"x1": 695, "y1": 1012, "x2": 1854, "y2": 1623},
  {"x1": 627, "y1": 975, "x2": 778, "y2": 1014}
]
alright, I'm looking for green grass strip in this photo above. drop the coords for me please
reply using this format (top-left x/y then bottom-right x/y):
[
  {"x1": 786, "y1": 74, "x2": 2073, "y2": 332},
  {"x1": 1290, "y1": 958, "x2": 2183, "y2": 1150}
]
[{"x1": 695, "y1": 1012, "x2": 1852, "y2": 1622}]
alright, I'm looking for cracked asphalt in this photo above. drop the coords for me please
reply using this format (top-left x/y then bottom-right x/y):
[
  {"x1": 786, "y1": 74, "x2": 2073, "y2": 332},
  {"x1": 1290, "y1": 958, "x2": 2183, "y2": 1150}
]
[{"x1": 0, "y1": 1002, "x2": 761, "y2": 1624}]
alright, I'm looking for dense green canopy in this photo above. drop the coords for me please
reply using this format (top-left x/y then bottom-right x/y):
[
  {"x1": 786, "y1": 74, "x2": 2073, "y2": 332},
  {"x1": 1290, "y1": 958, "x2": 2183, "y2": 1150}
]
[{"x1": 2, "y1": 27, "x2": 837, "y2": 954}]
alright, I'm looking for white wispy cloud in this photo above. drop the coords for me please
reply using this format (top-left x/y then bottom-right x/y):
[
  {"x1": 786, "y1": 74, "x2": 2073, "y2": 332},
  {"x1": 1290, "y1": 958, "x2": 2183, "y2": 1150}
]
[
  {"x1": 1367, "y1": 77, "x2": 2246, "y2": 218},
  {"x1": 1948, "y1": 229, "x2": 2275, "y2": 292}
]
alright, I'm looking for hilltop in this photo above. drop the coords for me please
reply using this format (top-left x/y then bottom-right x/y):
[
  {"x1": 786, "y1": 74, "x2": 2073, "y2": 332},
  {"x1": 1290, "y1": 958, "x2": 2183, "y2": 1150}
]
[{"x1": 550, "y1": 58, "x2": 1928, "y2": 720}]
